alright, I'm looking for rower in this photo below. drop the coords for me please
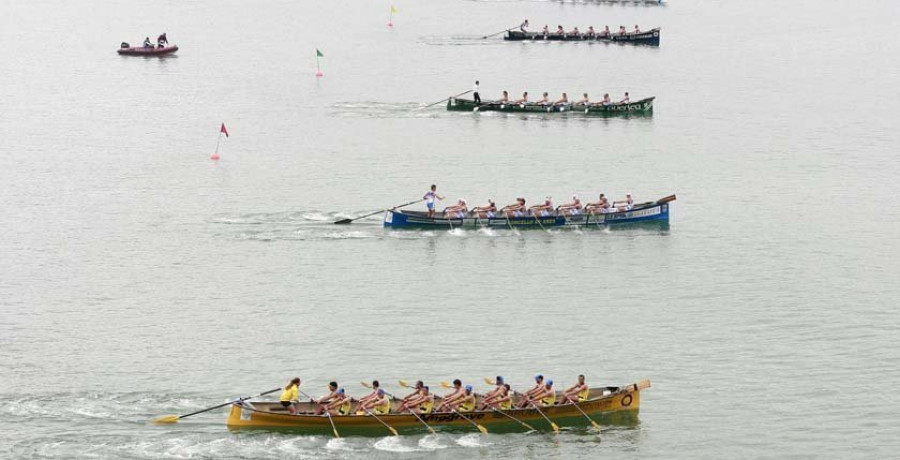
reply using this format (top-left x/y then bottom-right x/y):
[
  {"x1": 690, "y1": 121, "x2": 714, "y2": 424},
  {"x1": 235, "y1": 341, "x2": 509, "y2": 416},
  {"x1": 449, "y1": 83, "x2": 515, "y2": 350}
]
[
  {"x1": 619, "y1": 92, "x2": 630, "y2": 103},
  {"x1": 554, "y1": 92, "x2": 569, "y2": 106},
  {"x1": 529, "y1": 196, "x2": 553, "y2": 217},
  {"x1": 613, "y1": 193, "x2": 634, "y2": 212},
  {"x1": 157, "y1": 32, "x2": 168, "y2": 47},
  {"x1": 401, "y1": 385, "x2": 434, "y2": 414},
  {"x1": 280, "y1": 377, "x2": 301, "y2": 415},
  {"x1": 450, "y1": 385, "x2": 477, "y2": 413},
  {"x1": 513, "y1": 91, "x2": 528, "y2": 105},
  {"x1": 600, "y1": 93, "x2": 612, "y2": 105},
  {"x1": 562, "y1": 374, "x2": 590, "y2": 404},
  {"x1": 323, "y1": 388, "x2": 352, "y2": 415},
  {"x1": 143, "y1": 37, "x2": 153, "y2": 48},
  {"x1": 357, "y1": 388, "x2": 392, "y2": 415},
  {"x1": 586, "y1": 193, "x2": 611, "y2": 214},
  {"x1": 586, "y1": 26, "x2": 596, "y2": 37},
  {"x1": 481, "y1": 384, "x2": 513, "y2": 410},
  {"x1": 520, "y1": 19, "x2": 530, "y2": 32},
  {"x1": 477, "y1": 376, "x2": 506, "y2": 410},
  {"x1": 423, "y1": 184, "x2": 445, "y2": 219},
  {"x1": 312, "y1": 381, "x2": 341, "y2": 415},
  {"x1": 443, "y1": 198, "x2": 468, "y2": 219},
  {"x1": 437, "y1": 379, "x2": 464, "y2": 412},
  {"x1": 601, "y1": 25, "x2": 611, "y2": 37},
  {"x1": 570, "y1": 26, "x2": 580, "y2": 37},
  {"x1": 557, "y1": 194, "x2": 583, "y2": 216},
  {"x1": 535, "y1": 380, "x2": 556, "y2": 407},
  {"x1": 401, "y1": 380, "x2": 424, "y2": 404},
  {"x1": 497, "y1": 90, "x2": 509, "y2": 103},
  {"x1": 537, "y1": 92, "x2": 550, "y2": 106},
  {"x1": 355, "y1": 380, "x2": 381, "y2": 408},
  {"x1": 501, "y1": 198, "x2": 526, "y2": 218},
  {"x1": 633, "y1": 24, "x2": 641, "y2": 34},
  {"x1": 618, "y1": 25, "x2": 627, "y2": 36},
  {"x1": 556, "y1": 25, "x2": 565, "y2": 35},
  {"x1": 575, "y1": 93, "x2": 589, "y2": 106},
  {"x1": 516, "y1": 374, "x2": 546, "y2": 408},
  {"x1": 541, "y1": 25, "x2": 550, "y2": 37},
  {"x1": 472, "y1": 199, "x2": 498, "y2": 219}
]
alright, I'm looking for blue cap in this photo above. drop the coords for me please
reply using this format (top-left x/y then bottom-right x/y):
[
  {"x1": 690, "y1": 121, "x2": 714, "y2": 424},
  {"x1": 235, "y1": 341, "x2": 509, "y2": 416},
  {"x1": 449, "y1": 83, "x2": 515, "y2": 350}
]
[
  {"x1": 338, "y1": 388, "x2": 345, "y2": 394},
  {"x1": 535, "y1": 374, "x2": 543, "y2": 381},
  {"x1": 547, "y1": 380, "x2": 553, "y2": 386},
  {"x1": 465, "y1": 385, "x2": 473, "y2": 392},
  {"x1": 377, "y1": 389, "x2": 385, "y2": 395},
  {"x1": 496, "y1": 376, "x2": 504, "y2": 384}
]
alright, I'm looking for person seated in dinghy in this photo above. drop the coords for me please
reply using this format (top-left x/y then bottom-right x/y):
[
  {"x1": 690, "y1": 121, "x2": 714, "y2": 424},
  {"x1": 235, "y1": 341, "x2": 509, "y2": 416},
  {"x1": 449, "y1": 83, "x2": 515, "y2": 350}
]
[
  {"x1": 312, "y1": 381, "x2": 341, "y2": 415},
  {"x1": 356, "y1": 389, "x2": 392, "y2": 415},
  {"x1": 501, "y1": 197, "x2": 527, "y2": 218},
  {"x1": 537, "y1": 92, "x2": 551, "y2": 106},
  {"x1": 472, "y1": 199, "x2": 498, "y2": 219},
  {"x1": 443, "y1": 199, "x2": 468, "y2": 219},
  {"x1": 513, "y1": 91, "x2": 528, "y2": 105},
  {"x1": 143, "y1": 37, "x2": 153, "y2": 48},
  {"x1": 156, "y1": 32, "x2": 168, "y2": 47},
  {"x1": 586, "y1": 193, "x2": 612, "y2": 214},
  {"x1": 554, "y1": 92, "x2": 570, "y2": 107},
  {"x1": 557, "y1": 195, "x2": 583, "y2": 216},
  {"x1": 530, "y1": 196, "x2": 554, "y2": 217}
]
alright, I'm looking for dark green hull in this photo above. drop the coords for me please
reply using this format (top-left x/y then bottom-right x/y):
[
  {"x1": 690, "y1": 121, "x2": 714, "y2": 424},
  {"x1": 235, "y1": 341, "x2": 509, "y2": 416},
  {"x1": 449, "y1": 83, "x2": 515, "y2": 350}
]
[{"x1": 447, "y1": 97, "x2": 654, "y2": 115}]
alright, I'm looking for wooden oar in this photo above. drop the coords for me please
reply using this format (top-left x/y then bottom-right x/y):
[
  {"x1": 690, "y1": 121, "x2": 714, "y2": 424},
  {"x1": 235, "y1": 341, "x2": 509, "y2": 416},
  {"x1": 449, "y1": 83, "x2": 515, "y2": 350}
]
[
  {"x1": 451, "y1": 408, "x2": 489, "y2": 434},
  {"x1": 324, "y1": 410, "x2": 341, "y2": 438},
  {"x1": 421, "y1": 90, "x2": 472, "y2": 109},
  {"x1": 482, "y1": 26, "x2": 518, "y2": 39},
  {"x1": 364, "y1": 409, "x2": 399, "y2": 436},
  {"x1": 152, "y1": 387, "x2": 281, "y2": 424},
  {"x1": 562, "y1": 394, "x2": 602, "y2": 430},
  {"x1": 528, "y1": 401, "x2": 560, "y2": 433},
  {"x1": 334, "y1": 198, "x2": 424, "y2": 224}
]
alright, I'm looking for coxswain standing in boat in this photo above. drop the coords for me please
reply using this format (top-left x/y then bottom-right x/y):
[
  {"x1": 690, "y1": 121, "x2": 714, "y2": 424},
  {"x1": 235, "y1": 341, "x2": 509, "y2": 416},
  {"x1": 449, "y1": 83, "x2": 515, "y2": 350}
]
[
  {"x1": 357, "y1": 389, "x2": 392, "y2": 415},
  {"x1": 586, "y1": 194, "x2": 611, "y2": 214},
  {"x1": 501, "y1": 197, "x2": 527, "y2": 217},
  {"x1": 519, "y1": 19, "x2": 530, "y2": 32},
  {"x1": 561, "y1": 374, "x2": 590, "y2": 404},
  {"x1": 436, "y1": 379, "x2": 464, "y2": 412},
  {"x1": 280, "y1": 377, "x2": 301, "y2": 415},
  {"x1": 443, "y1": 199, "x2": 468, "y2": 219},
  {"x1": 613, "y1": 193, "x2": 635, "y2": 212},
  {"x1": 400, "y1": 385, "x2": 434, "y2": 414},
  {"x1": 423, "y1": 184, "x2": 445, "y2": 219},
  {"x1": 312, "y1": 381, "x2": 341, "y2": 415},
  {"x1": 157, "y1": 32, "x2": 168, "y2": 48},
  {"x1": 516, "y1": 374, "x2": 547, "y2": 408},
  {"x1": 619, "y1": 92, "x2": 631, "y2": 103},
  {"x1": 530, "y1": 196, "x2": 554, "y2": 217},
  {"x1": 473, "y1": 80, "x2": 481, "y2": 105},
  {"x1": 557, "y1": 195, "x2": 583, "y2": 216},
  {"x1": 513, "y1": 91, "x2": 528, "y2": 105},
  {"x1": 472, "y1": 199, "x2": 498, "y2": 218}
]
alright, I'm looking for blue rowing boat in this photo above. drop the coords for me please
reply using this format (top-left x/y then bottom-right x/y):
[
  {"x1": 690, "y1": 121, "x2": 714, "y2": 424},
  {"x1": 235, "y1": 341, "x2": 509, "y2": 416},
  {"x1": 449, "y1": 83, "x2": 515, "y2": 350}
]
[{"x1": 383, "y1": 195, "x2": 675, "y2": 229}]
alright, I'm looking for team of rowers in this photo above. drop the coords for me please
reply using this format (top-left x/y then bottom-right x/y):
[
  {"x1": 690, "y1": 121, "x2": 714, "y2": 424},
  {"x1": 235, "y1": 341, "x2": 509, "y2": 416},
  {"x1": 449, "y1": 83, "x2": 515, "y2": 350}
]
[
  {"x1": 518, "y1": 19, "x2": 647, "y2": 37},
  {"x1": 278, "y1": 374, "x2": 592, "y2": 416},
  {"x1": 423, "y1": 184, "x2": 635, "y2": 219},
  {"x1": 491, "y1": 90, "x2": 632, "y2": 107}
]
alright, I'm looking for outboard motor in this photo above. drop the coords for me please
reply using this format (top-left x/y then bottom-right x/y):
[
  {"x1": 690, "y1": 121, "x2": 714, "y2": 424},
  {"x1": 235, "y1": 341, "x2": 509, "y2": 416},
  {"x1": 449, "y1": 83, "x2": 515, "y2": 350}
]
[{"x1": 120, "y1": 42, "x2": 130, "y2": 48}]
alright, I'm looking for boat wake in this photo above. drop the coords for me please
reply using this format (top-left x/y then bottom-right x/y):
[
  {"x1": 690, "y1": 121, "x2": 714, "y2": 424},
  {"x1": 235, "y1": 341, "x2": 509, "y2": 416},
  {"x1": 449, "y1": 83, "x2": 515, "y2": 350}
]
[
  {"x1": 418, "y1": 35, "x2": 503, "y2": 46},
  {"x1": 330, "y1": 102, "x2": 438, "y2": 119},
  {"x1": 456, "y1": 433, "x2": 491, "y2": 447}
]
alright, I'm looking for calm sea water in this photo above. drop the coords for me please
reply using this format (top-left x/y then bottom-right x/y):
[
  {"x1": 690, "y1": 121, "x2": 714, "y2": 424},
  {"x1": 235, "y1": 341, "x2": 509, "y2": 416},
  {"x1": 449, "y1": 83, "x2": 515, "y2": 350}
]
[{"x1": 2, "y1": 0, "x2": 899, "y2": 458}]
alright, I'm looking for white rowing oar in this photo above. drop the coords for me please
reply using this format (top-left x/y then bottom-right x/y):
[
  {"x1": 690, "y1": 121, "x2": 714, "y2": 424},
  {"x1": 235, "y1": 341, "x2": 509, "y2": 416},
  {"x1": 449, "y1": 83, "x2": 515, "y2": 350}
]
[
  {"x1": 334, "y1": 198, "x2": 424, "y2": 224},
  {"x1": 152, "y1": 387, "x2": 281, "y2": 424}
]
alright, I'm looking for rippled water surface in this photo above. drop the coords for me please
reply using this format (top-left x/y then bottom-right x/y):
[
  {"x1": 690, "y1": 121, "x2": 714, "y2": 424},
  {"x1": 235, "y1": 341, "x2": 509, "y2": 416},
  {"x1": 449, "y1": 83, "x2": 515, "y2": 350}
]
[{"x1": 2, "y1": 0, "x2": 899, "y2": 458}]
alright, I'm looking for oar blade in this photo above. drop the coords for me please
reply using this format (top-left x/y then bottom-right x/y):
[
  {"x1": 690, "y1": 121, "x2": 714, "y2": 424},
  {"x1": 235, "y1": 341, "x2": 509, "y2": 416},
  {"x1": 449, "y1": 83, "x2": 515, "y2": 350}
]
[
  {"x1": 398, "y1": 380, "x2": 410, "y2": 388},
  {"x1": 591, "y1": 420, "x2": 602, "y2": 430},
  {"x1": 389, "y1": 427, "x2": 399, "y2": 436},
  {"x1": 440, "y1": 381, "x2": 452, "y2": 388},
  {"x1": 360, "y1": 381, "x2": 372, "y2": 388},
  {"x1": 551, "y1": 422, "x2": 560, "y2": 433},
  {"x1": 477, "y1": 424, "x2": 489, "y2": 435},
  {"x1": 482, "y1": 377, "x2": 495, "y2": 385},
  {"x1": 333, "y1": 218, "x2": 353, "y2": 225},
  {"x1": 152, "y1": 415, "x2": 179, "y2": 424}
]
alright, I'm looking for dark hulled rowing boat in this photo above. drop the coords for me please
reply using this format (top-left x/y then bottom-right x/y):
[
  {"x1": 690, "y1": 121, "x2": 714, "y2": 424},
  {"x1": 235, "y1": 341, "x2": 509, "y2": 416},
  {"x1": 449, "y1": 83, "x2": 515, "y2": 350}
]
[
  {"x1": 447, "y1": 96, "x2": 654, "y2": 116},
  {"x1": 505, "y1": 28, "x2": 660, "y2": 46},
  {"x1": 117, "y1": 45, "x2": 179, "y2": 56},
  {"x1": 385, "y1": 195, "x2": 675, "y2": 229}
]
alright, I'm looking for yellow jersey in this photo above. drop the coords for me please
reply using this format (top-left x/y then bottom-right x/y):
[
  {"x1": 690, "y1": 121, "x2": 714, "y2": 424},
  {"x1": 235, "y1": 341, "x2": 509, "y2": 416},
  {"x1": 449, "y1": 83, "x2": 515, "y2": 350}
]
[
  {"x1": 280, "y1": 385, "x2": 299, "y2": 402},
  {"x1": 578, "y1": 387, "x2": 589, "y2": 402},
  {"x1": 374, "y1": 396, "x2": 391, "y2": 415},
  {"x1": 541, "y1": 391, "x2": 556, "y2": 406},
  {"x1": 458, "y1": 395, "x2": 476, "y2": 412},
  {"x1": 337, "y1": 399, "x2": 351, "y2": 415},
  {"x1": 419, "y1": 397, "x2": 434, "y2": 414},
  {"x1": 498, "y1": 396, "x2": 512, "y2": 410}
]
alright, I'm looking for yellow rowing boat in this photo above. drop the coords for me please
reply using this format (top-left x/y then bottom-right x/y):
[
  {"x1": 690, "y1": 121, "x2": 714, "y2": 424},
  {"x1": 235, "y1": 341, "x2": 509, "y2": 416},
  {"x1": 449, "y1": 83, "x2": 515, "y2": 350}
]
[{"x1": 226, "y1": 380, "x2": 648, "y2": 435}]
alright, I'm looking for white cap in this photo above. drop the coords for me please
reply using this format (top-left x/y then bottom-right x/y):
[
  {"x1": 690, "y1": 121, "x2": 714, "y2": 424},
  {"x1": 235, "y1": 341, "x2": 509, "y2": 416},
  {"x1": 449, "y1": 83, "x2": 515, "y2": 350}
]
[
  {"x1": 572, "y1": 194, "x2": 578, "y2": 200},
  {"x1": 460, "y1": 198, "x2": 466, "y2": 204}
]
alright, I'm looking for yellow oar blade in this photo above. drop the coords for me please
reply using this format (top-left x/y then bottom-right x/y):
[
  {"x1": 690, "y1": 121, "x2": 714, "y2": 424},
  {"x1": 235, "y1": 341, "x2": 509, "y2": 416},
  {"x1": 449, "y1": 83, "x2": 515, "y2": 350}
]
[
  {"x1": 361, "y1": 381, "x2": 372, "y2": 388},
  {"x1": 440, "y1": 381, "x2": 452, "y2": 389},
  {"x1": 477, "y1": 424, "x2": 489, "y2": 435},
  {"x1": 482, "y1": 377, "x2": 495, "y2": 385},
  {"x1": 551, "y1": 422, "x2": 560, "y2": 433},
  {"x1": 152, "y1": 415, "x2": 179, "y2": 424},
  {"x1": 591, "y1": 421, "x2": 602, "y2": 430},
  {"x1": 398, "y1": 380, "x2": 411, "y2": 388},
  {"x1": 389, "y1": 427, "x2": 399, "y2": 436}
]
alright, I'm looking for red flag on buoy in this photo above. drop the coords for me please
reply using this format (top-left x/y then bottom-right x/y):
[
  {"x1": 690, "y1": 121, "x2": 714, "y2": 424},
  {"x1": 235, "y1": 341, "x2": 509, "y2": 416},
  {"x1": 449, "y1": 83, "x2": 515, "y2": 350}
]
[{"x1": 220, "y1": 123, "x2": 229, "y2": 138}]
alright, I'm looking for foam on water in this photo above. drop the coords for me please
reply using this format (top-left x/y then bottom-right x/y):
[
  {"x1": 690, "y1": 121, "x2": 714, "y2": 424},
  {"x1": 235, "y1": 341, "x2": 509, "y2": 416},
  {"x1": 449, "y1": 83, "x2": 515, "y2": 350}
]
[
  {"x1": 373, "y1": 436, "x2": 423, "y2": 452},
  {"x1": 455, "y1": 433, "x2": 490, "y2": 447},
  {"x1": 418, "y1": 434, "x2": 449, "y2": 450}
]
